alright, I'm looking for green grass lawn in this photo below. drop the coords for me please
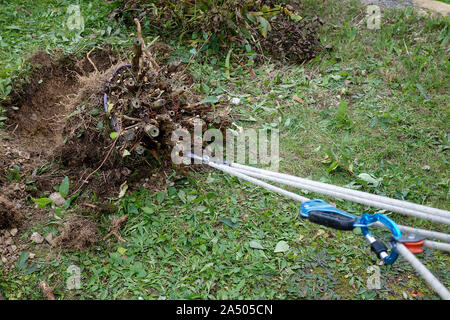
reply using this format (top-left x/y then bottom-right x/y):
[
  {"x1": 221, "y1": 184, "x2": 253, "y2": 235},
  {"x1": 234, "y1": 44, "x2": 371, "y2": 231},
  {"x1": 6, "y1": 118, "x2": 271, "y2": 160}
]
[{"x1": 0, "y1": 0, "x2": 449, "y2": 299}]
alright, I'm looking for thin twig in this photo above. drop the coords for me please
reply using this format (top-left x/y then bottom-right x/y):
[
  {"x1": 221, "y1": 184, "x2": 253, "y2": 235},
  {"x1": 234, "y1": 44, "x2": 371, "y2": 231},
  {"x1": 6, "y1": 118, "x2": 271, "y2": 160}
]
[
  {"x1": 134, "y1": 18, "x2": 160, "y2": 70},
  {"x1": 134, "y1": 18, "x2": 146, "y2": 48},
  {"x1": 123, "y1": 123, "x2": 141, "y2": 131},
  {"x1": 103, "y1": 215, "x2": 128, "y2": 242},
  {"x1": 403, "y1": 39, "x2": 410, "y2": 55},
  {"x1": 86, "y1": 48, "x2": 99, "y2": 73},
  {"x1": 123, "y1": 115, "x2": 142, "y2": 122}
]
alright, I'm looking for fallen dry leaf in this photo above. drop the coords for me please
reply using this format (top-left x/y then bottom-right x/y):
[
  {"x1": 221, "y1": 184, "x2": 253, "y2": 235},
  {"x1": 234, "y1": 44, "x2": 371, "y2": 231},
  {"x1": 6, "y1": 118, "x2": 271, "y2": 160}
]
[
  {"x1": 104, "y1": 215, "x2": 128, "y2": 242},
  {"x1": 292, "y1": 94, "x2": 304, "y2": 104},
  {"x1": 39, "y1": 281, "x2": 55, "y2": 300}
]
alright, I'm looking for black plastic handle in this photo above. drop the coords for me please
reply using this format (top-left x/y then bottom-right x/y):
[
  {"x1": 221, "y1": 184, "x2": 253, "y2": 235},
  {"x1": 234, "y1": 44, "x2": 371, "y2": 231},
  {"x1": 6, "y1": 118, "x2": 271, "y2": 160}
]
[
  {"x1": 370, "y1": 240, "x2": 388, "y2": 259},
  {"x1": 307, "y1": 211, "x2": 357, "y2": 231}
]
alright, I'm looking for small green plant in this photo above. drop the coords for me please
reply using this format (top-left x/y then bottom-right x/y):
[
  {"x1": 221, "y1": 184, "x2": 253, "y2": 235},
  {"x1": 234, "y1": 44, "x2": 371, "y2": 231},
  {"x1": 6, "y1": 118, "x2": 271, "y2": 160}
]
[
  {"x1": 335, "y1": 99, "x2": 351, "y2": 129},
  {"x1": 33, "y1": 176, "x2": 77, "y2": 211},
  {"x1": 58, "y1": 176, "x2": 70, "y2": 198},
  {"x1": 0, "y1": 106, "x2": 7, "y2": 128},
  {"x1": 7, "y1": 164, "x2": 21, "y2": 181},
  {"x1": 31, "y1": 197, "x2": 54, "y2": 208},
  {"x1": 15, "y1": 252, "x2": 39, "y2": 275},
  {"x1": 0, "y1": 78, "x2": 12, "y2": 101}
]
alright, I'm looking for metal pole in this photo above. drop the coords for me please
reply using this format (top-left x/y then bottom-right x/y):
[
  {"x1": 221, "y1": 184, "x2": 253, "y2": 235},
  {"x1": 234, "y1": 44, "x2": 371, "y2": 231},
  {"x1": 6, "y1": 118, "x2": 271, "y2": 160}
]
[
  {"x1": 227, "y1": 161, "x2": 450, "y2": 219},
  {"x1": 374, "y1": 222, "x2": 450, "y2": 243},
  {"x1": 396, "y1": 243, "x2": 450, "y2": 300},
  {"x1": 423, "y1": 240, "x2": 450, "y2": 253},
  {"x1": 228, "y1": 166, "x2": 450, "y2": 225}
]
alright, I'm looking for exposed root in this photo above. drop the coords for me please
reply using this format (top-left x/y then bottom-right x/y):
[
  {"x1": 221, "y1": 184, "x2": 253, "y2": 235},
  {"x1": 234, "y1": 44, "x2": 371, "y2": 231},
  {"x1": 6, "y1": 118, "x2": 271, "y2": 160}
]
[
  {"x1": 39, "y1": 281, "x2": 56, "y2": 300},
  {"x1": 104, "y1": 215, "x2": 128, "y2": 243},
  {"x1": 86, "y1": 48, "x2": 99, "y2": 73}
]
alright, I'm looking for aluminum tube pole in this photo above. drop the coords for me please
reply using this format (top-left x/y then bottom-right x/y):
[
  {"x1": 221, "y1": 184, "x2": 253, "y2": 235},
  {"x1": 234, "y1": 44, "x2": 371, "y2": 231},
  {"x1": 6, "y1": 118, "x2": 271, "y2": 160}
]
[
  {"x1": 396, "y1": 243, "x2": 450, "y2": 300},
  {"x1": 374, "y1": 222, "x2": 450, "y2": 243},
  {"x1": 227, "y1": 162, "x2": 450, "y2": 219},
  {"x1": 423, "y1": 240, "x2": 450, "y2": 253},
  {"x1": 209, "y1": 162, "x2": 309, "y2": 203},
  {"x1": 228, "y1": 166, "x2": 450, "y2": 225}
]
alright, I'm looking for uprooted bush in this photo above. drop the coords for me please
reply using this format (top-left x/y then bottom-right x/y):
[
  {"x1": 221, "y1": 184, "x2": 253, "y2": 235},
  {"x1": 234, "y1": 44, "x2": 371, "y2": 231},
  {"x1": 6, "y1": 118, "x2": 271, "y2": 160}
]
[
  {"x1": 58, "y1": 25, "x2": 231, "y2": 197},
  {"x1": 114, "y1": 0, "x2": 323, "y2": 64}
]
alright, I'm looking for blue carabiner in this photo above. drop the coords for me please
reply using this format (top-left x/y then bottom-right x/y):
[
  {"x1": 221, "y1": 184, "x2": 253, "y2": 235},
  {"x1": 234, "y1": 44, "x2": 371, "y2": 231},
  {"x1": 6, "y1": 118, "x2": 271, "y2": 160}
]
[
  {"x1": 299, "y1": 199, "x2": 359, "y2": 231},
  {"x1": 298, "y1": 200, "x2": 402, "y2": 265},
  {"x1": 359, "y1": 213, "x2": 402, "y2": 265}
]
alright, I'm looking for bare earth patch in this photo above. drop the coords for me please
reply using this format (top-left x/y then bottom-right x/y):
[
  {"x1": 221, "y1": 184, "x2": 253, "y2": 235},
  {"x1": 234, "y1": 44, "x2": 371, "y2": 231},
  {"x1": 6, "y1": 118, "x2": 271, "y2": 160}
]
[{"x1": 0, "y1": 49, "x2": 117, "y2": 254}]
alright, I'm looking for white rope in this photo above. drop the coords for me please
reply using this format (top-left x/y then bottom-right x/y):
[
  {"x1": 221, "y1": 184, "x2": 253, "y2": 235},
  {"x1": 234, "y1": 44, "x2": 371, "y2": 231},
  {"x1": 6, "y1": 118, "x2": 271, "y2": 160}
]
[
  {"x1": 227, "y1": 166, "x2": 450, "y2": 225},
  {"x1": 209, "y1": 162, "x2": 309, "y2": 203},
  {"x1": 374, "y1": 222, "x2": 450, "y2": 243},
  {"x1": 209, "y1": 158, "x2": 450, "y2": 241},
  {"x1": 226, "y1": 161, "x2": 450, "y2": 219},
  {"x1": 216, "y1": 163, "x2": 450, "y2": 243},
  {"x1": 396, "y1": 243, "x2": 450, "y2": 300},
  {"x1": 213, "y1": 162, "x2": 450, "y2": 238},
  {"x1": 423, "y1": 240, "x2": 450, "y2": 253}
]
